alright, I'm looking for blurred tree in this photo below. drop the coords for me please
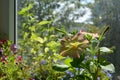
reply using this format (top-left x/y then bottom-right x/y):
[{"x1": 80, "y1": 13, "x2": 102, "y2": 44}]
[
  {"x1": 17, "y1": 0, "x2": 97, "y2": 32},
  {"x1": 91, "y1": 0, "x2": 120, "y2": 77}
]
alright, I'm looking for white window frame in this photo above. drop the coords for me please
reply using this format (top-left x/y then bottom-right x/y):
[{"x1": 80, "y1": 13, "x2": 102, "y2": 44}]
[{"x1": 9, "y1": 0, "x2": 16, "y2": 43}]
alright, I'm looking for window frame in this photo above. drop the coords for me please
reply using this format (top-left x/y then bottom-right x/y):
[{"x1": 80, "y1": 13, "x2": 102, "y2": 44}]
[{"x1": 9, "y1": 0, "x2": 16, "y2": 43}]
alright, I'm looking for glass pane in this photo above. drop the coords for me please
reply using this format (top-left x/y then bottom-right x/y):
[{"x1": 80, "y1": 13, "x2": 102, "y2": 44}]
[{"x1": 17, "y1": 0, "x2": 120, "y2": 79}]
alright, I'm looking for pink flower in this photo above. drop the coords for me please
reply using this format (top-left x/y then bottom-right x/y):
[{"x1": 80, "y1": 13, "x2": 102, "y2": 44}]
[
  {"x1": 0, "y1": 39, "x2": 7, "y2": 44},
  {"x1": 10, "y1": 44, "x2": 18, "y2": 54},
  {"x1": 78, "y1": 30, "x2": 99, "y2": 39},
  {"x1": 16, "y1": 56, "x2": 22, "y2": 63},
  {"x1": 1, "y1": 55, "x2": 7, "y2": 62}
]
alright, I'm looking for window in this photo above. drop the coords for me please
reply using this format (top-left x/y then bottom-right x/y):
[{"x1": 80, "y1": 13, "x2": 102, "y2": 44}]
[
  {"x1": 0, "y1": 0, "x2": 119, "y2": 79},
  {"x1": 16, "y1": 0, "x2": 120, "y2": 79}
]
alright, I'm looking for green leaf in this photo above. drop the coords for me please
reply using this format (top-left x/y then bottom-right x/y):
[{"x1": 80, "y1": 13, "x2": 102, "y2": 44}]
[
  {"x1": 44, "y1": 47, "x2": 49, "y2": 53},
  {"x1": 30, "y1": 33, "x2": 44, "y2": 43},
  {"x1": 100, "y1": 64, "x2": 115, "y2": 73},
  {"x1": 90, "y1": 62, "x2": 97, "y2": 73},
  {"x1": 55, "y1": 28, "x2": 68, "y2": 35},
  {"x1": 99, "y1": 58, "x2": 110, "y2": 66},
  {"x1": 38, "y1": 21, "x2": 51, "y2": 26},
  {"x1": 85, "y1": 34, "x2": 93, "y2": 41},
  {"x1": 18, "y1": 3, "x2": 33, "y2": 15},
  {"x1": 23, "y1": 32, "x2": 29, "y2": 39},
  {"x1": 31, "y1": 33, "x2": 37, "y2": 40},
  {"x1": 31, "y1": 48, "x2": 36, "y2": 54},
  {"x1": 46, "y1": 76, "x2": 53, "y2": 80},
  {"x1": 64, "y1": 57, "x2": 73, "y2": 66},
  {"x1": 76, "y1": 75, "x2": 92, "y2": 80},
  {"x1": 98, "y1": 70, "x2": 110, "y2": 80},
  {"x1": 52, "y1": 64, "x2": 69, "y2": 72},
  {"x1": 29, "y1": 26, "x2": 35, "y2": 32},
  {"x1": 100, "y1": 47, "x2": 113, "y2": 53},
  {"x1": 35, "y1": 37, "x2": 44, "y2": 43},
  {"x1": 70, "y1": 54, "x2": 84, "y2": 67}
]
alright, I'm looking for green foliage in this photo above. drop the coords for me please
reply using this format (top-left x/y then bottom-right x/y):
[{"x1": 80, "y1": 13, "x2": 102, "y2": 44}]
[
  {"x1": 52, "y1": 64, "x2": 69, "y2": 72},
  {"x1": 18, "y1": 3, "x2": 34, "y2": 15},
  {"x1": 38, "y1": 21, "x2": 52, "y2": 26},
  {"x1": 0, "y1": 0, "x2": 115, "y2": 79},
  {"x1": 100, "y1": 47, "x2": 113, "y2": 53},
  {"x1": 0, "y1": 41, "x2": 31, "y2": 80},
  {"x1": 70, "y1": 55, "x2": 84, "y2": 67},
  {"x1": 52, "y1": 30, "x2": 115, "y2": 80},
  {"x1": 1, "y1": 16, "x2": 115, "y2": 80},
  {"x1": 100, "y1": 64, "x2": 115, "y2": 73},
  {"x1": 92, "y1": 0, "x2": 120, "y2": 75}
]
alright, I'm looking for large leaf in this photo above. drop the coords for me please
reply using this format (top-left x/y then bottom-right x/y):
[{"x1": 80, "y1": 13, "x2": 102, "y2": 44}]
[
  {"x1": 64, "y1": 57, "x2": 73, "y2": 66},
  {"x1": 100, "y1": 64, "x2": 115, "y2": 73},
  {"x1": 100, "y1": 47, "x2": 113, "y2": 53},
  {"x1": 52, "y1": 64, "x2": 69, "y2": 72}
]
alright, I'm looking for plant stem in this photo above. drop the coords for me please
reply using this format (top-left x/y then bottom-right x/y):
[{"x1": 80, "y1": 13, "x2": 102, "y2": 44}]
[{"x1": 94, "y1": 48, "x2": 100, "y2": 80}]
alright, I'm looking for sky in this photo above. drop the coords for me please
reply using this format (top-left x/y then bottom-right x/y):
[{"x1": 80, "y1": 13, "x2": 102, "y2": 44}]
[
  {"x1": 53, "y1": 0, "x2": 94, "y2": 24},
  {"x1": 34, "y1": 0, "x2": 95, "y2": 24}
]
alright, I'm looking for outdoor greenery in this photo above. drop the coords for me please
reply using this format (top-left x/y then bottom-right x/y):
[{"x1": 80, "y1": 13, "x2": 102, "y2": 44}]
[
  {"x1": 0, "y1": 0, "x2": 119, "y2": 79},
  {"x1": 0, "y1": 25, "x2": 115, "y2": 80}
]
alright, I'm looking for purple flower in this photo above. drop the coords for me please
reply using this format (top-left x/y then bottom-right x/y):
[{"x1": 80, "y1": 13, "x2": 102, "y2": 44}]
[
  {"x1": 94, "y1": 56, "x2": 97, "y2": 59},
  {"x1": 107, "y1": 72, "x2": 112, "y2": 77},
  {"x1": 80, "y1": 68, "x2": 84, "y2": 71},
  {"x1": 0, "y1": 48, "x2": 3, "y2": 57},
  {"x1": 65, "y1": 70, "x2": 74, "y2": 78},
  {"x1": 1, "y1": 55, "x2": 7, "y2": 62},
  {"x1": 104, "y1": 70, "x2": 112, "y2": 78},
  {"x1": 10, "y1": 44, "x2": 18, "y2": 54},
  {"x1": 0, "y1": 48, "x2": 3, "y2": 53},
  {"x1": 0, "y1": 39, "x2": 7, "y2": 44},
  {"x1": 97, "y1": 77, "x2": 100, "y2": 80},
  {"x1": 76, "y1": 68, "x2": 79, "y2": 71},
  {"x1": 16, "y1": 56, "x2": 22, "y2": 62},
  {"x1": 41, "y1": 60, "x2": 47, "y2": 65},
  {"x1": 66, "y1": 70, "x2": 71, "y2": 74}
]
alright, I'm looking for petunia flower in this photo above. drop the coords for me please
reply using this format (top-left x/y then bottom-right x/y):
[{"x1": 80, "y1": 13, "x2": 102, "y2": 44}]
[
  {"x1": 60, "y1": 30, "x2": 99, "y2": 58},
  {"x1": 78, "y1": 30, "x2": 99, "y2": 39}
]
